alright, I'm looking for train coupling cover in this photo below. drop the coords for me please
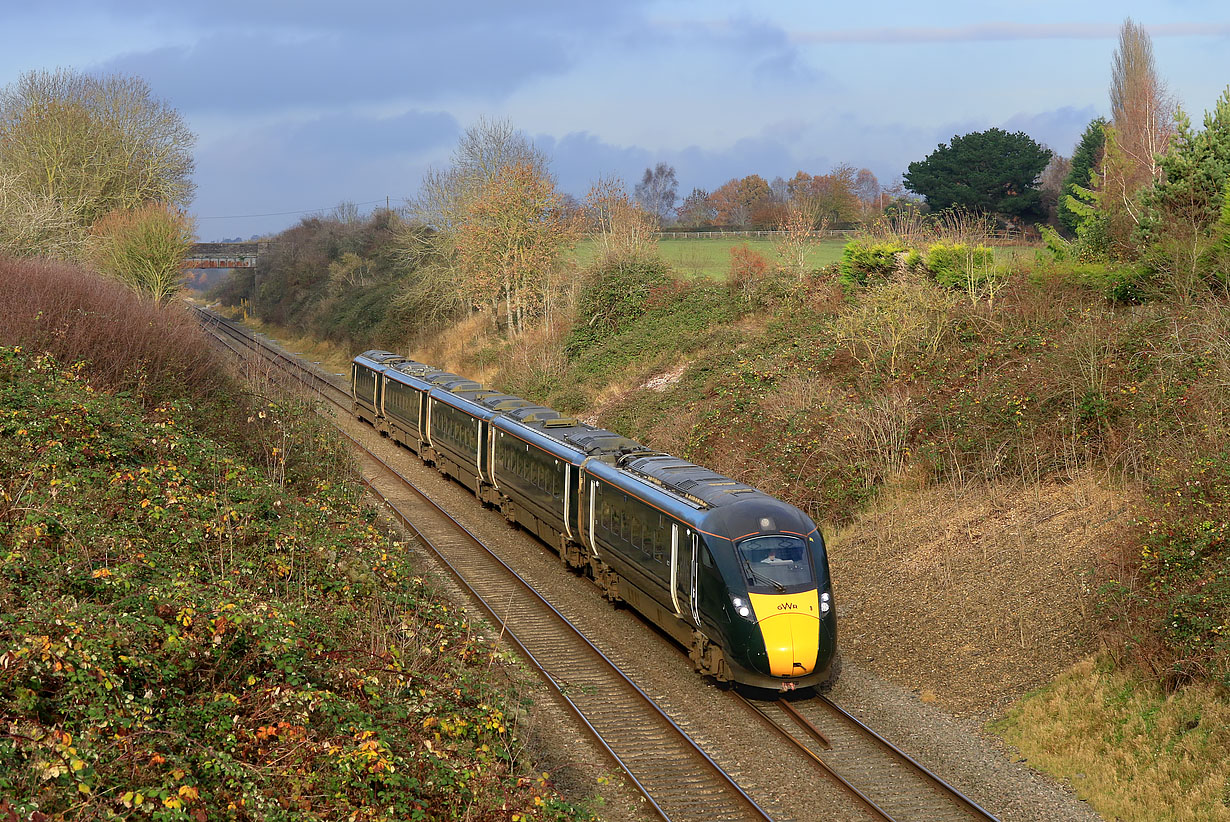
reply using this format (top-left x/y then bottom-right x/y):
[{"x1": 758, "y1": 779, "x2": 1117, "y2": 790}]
[{"x1": 779, "y1": 681, "x2": 797, "y2": 692}]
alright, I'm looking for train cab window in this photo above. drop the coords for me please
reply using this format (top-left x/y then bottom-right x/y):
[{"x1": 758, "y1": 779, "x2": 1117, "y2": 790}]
[
  {"x1": 735, "y1": 535, "x2": 813, "y2": 591},
  {"x1": 701, "y1": 545, "x2": 714, "y2": 569}
]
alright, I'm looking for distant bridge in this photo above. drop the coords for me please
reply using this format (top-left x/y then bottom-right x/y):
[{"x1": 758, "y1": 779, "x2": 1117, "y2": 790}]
[{"x1": 183, "y1": 241, "x2": 265, "y2": 269}]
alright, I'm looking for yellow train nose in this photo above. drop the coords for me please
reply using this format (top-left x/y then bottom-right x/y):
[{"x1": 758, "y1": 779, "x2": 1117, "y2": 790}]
[{"x1": 748, "y1": 591, "x2": 821, "y2": 677}]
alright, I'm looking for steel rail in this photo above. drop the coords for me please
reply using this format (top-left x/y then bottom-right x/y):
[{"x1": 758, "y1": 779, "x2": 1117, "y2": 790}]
[
  {"x1": 732, "y1": 692, "x2": 897, "y2": 822},
  {"x1": 815, "y1": 694, "x2": 1000, "y2": 822},
  {"x1": 197, "y1": 306, "x2": 1002, "y2": 821},
  {"x1": 737, "y1": 689, "x2": 1003, "y2": 822}
]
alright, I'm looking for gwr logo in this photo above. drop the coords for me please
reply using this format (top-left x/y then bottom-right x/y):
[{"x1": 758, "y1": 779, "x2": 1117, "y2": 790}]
[{"x1": 777, "y1": 602, "x2": 798, "y2": 611}]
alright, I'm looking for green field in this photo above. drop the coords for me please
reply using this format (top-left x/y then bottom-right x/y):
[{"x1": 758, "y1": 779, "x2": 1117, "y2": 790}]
[
  {"x1": 571, "y1": 236, "x2": 1039, "y2": 280},
  {"x1": 571, "y1": 237, "x2": 848, "y2": 279}
]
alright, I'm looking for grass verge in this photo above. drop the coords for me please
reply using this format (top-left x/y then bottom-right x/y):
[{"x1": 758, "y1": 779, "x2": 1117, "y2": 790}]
[{"x1": 991, "y1": 656, "x2": 1230, "y2": 822}]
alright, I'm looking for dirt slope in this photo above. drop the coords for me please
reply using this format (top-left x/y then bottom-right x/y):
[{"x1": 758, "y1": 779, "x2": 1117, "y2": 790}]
[{"x1": 828, "y1": 471, "x2": 1139, "y2": 717}]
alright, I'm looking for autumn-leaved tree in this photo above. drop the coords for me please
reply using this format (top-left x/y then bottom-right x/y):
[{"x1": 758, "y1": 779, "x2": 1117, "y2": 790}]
[
  {"x1": 397, "y1": 118, "x2": 553, "y2": 325},
  {"x1": 709, "y1": 175, "x2": 772, "y2": 228},
  {"x1": 787, "y1": 166, "x2": 861, "y2": 226},
  {"x1": 454, "y1": 161, "x2": 572, "y2": 334},
  {"x1": 677, "y1": 187, "x2": 716, "y2": 229},
  {"x1": 86, "y1": 203, "x2": 194, "y2": 302},
  {"x1": 0, "y1": 69, "x2": 195, "y2": 258}
]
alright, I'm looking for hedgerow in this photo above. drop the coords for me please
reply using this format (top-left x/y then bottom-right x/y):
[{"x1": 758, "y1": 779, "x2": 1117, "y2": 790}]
[{"x1": 0, "y1": 347, "x2": 591, "y2": 821}]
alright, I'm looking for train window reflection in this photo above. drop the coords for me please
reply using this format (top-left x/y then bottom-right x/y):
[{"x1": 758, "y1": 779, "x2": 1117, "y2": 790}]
[{"x1": 736, "y1": 536, "x2": 812, "y2": 590}]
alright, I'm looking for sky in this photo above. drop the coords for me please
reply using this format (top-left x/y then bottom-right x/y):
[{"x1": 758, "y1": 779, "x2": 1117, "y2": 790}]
[{"x1": 2, "y1": 1, "x2": 1228, "y2": 240}]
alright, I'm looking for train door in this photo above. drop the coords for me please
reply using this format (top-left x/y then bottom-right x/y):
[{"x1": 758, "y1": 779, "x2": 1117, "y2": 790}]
[
  {"x1": 671, "y1": 526, "x2": 701, "y2": 625},
  {"x1": 561, "y1": 464, "x2": 575, "y2": 542},
  {"x1": 413, "y1": 391, "x2": 425, "y2": 444},
  {"x1": 687, "y1": 531, "x2": 700, "y2": 624}
]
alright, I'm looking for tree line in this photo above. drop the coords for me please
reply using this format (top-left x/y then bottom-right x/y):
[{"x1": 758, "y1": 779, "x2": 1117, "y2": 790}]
[
  {"x1": 5, "y1": 16, "x2": 1229, "y2": 313},
  {"x1": 639, "y1": 163, "x2": 892, "y2": 231}
]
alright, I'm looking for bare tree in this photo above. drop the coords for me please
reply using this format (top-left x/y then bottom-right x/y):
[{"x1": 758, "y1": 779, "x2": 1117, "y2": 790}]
[
  {"x1": 633, "y1": 162, "x2": 678, "y2": 225},
  {"x1": 853, "y1": 168, "x2": 881, "y2": 219},
  {"x1": 0, "y1": 170, "x2": 85, "y2": 258},
  {"x1": 1039, "y1": 152, "x2": 1072, "y2": 226},
  {"x1": 398, "y1": 118, "x2": 550, "y2": 322},
  {"x1": 1100, "y1": 18, "x2": 1175, "y2": 242},
  {"x1": 585, "y1": 176, "x2": 659, "y2": 263},
  {"x1": 1110, "y1": 19, "x2": 1174, "y2": 185},
  {"x1": 774, "y1": 202, "x2": 828, "y2": 282},
  {"x1": 411, "y1": 116, "x2": 547, "y2": 234},
  {"x1": 0, "y1": 69, "x2": 195, "y2": 256},
  {"x1": 677, "y1": 187, "x2": 715, "y2": 229}
]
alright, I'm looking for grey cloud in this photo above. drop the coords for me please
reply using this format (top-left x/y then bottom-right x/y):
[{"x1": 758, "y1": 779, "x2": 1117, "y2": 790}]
[
  {"x1": 789, "y1": 21, "x2": 1230, "y2": 44},
  {"x1": 648, "y1": 14, "x2": 823, "y2": 87},
  {"x1": 97, "y1": 27, "x2": 573, "y2": 114},
  {"x1": 1001, "y1": 105, "x2": 1102, "y2": 156},
  {"x1": 38, "y1": 1, "x2": 650, "y2": 35},
  {"x1": 192, "y1": 109, "x2": 458, "y2": 237}
]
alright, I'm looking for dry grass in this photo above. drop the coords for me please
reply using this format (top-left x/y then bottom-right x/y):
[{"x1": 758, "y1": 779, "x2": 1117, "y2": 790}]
[
  {"x1": 237, "y1": 315, "x2": 356, "y2": 377},
  {"x1": 993, "y1": 657, "x2": 1230, "y2": 821},
  {"x1": 828, "y1": 470, "x2": 1140, "y2": 718}
]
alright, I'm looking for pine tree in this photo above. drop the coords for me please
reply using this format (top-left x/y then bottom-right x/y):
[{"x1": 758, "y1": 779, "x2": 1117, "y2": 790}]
[{"x1": 1057, "y1": 118, "x2": 1107, "y2": 235}]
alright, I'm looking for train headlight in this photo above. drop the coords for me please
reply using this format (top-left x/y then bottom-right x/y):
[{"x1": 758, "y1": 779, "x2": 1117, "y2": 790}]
[
  {"x1": 731, "y1": 596, "x2": 754, "y2": 620},
  {"x1": 820, "y1": 591, "x2": 831, "y2": 614}
]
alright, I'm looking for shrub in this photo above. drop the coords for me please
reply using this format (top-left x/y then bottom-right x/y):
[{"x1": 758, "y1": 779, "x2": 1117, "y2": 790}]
[
  {"x1": 838, "y1": 239, "x2": 905, "y2": 286},
  {"x1": 1032, "y1": 259, "x2": 1145, "y2": 303},
  {"x1": 565, "y1": 256, "x2": 672, "y2": 355},
  {"x1": 923, "y1": 241, "x2": 995, "y2": 288},
  {"x1": 727, "y1": 243, "x2": 770, "y2": 304},
  {"x1": 829, "y1": 275, "x2": 959, "y2": 374},
  {"x1": 85, "y1": 202, "x2": 195, "y2": 302},
  {"x1": 0, "y1": 257, "x2": 226, "y2": 404}
]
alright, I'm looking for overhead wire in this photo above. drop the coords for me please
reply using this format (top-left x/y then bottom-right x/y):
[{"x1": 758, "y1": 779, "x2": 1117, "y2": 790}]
[{"x1": 195, "y1": 198, "x2": 392, "y2": 220}]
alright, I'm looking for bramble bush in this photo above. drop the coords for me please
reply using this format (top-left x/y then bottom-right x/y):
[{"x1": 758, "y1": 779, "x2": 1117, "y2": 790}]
[
  {"x1": 0, "y1": 348, "x2": 591, "y2": 821},
  {"x1": 564, "y1": 256, "x2": 672, "y2": 355},
  {"x1": 1106, "y1": 451, "x2": 1230, "y2": 690}
]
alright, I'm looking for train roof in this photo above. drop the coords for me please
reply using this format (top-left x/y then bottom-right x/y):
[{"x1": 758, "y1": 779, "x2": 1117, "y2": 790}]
[
  {"x1": 356, "y1": 350, "x2": 408, "y2": 367},
  {"x1": 477, "y1": 393, "x2": 535, "y2": 412},
  {"x1": 618, "y1": 453, "x2": 761, "y2": 508},
  {"x1": 393, "y1": 361, "x2": 436, "y2": 377},
  {"x1": 436, "y1": 377, "x2": 484, "y2": 392}
]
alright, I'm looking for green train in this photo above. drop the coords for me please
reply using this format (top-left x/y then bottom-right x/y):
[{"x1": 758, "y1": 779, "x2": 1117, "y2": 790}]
[{"x1": 352, "y1": 350, "x2": 839, "y2": 691}]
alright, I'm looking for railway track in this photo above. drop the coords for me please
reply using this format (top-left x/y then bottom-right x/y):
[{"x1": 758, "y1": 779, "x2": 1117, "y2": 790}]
[
  {"x1": 193, "y1": 306, "x2": 1003, "y2": 822},
  {"x1": 738, "y1": 693, "x2": 1000, "y2": 822},
  {"x1": 194, "y1": 308, "x2": 770, "y2": 821}
]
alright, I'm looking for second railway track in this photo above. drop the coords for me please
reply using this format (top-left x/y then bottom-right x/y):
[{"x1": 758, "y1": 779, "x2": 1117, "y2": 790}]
[{"x1": 197, "y1": 309, "x2": 772, "y2": 821}]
